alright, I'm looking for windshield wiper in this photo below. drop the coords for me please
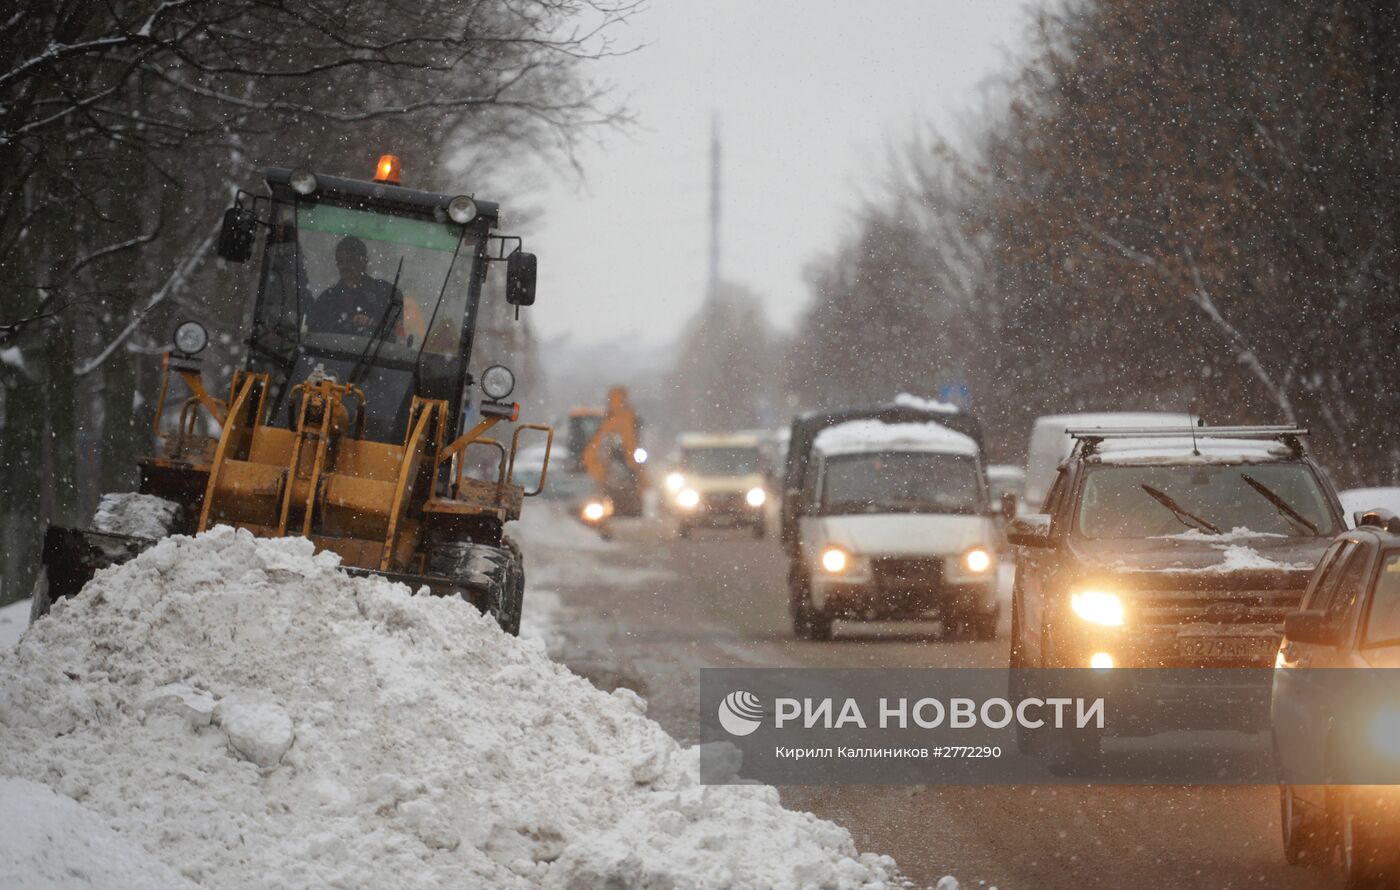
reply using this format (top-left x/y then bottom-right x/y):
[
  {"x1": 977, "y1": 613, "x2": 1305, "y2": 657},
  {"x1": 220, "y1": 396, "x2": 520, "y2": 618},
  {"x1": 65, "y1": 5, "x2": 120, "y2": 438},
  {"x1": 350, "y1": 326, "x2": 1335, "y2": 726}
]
[
  {"x1": 348, "y1": 256, "x2": 405, "y2": 388},
  {"x1": 1140, "y1": 484, "x2": 1221, "y2": 535},
  {"x1": 1241, "y1": 474, "x2": 1319, "y2": 535}
]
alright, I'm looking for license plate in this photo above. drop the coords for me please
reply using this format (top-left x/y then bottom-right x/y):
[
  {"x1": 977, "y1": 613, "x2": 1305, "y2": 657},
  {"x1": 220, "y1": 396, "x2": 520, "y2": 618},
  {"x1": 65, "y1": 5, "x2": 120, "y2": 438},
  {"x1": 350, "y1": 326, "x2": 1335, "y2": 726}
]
[{"x1": 1177, "y1": 636, "x2": 1278, "y2": 658}]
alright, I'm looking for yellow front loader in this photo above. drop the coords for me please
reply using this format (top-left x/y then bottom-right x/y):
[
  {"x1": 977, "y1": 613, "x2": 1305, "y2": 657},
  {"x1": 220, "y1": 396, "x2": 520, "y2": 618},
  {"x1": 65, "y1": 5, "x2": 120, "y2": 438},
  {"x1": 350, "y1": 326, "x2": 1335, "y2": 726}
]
[{"x1": 35, "y1": 158, "x2": 552, "y2": 634}]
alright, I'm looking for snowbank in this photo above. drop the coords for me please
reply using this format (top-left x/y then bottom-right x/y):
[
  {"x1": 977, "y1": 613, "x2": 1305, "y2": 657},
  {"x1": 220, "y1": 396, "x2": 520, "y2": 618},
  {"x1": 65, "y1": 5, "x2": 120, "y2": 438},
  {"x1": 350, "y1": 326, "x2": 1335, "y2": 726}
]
[
  {"x1": 0, "y1": 596, "x2": 29, "y2": 649},
  {"x1": 815, "y1": 420, "x2": 977, "y2": 457},
  {"x1": 0, "y1": 777, "x2": 199, "y2": 890},
  {"x1": 0, "y1": 527, "x2": 899, "y2": 889}
]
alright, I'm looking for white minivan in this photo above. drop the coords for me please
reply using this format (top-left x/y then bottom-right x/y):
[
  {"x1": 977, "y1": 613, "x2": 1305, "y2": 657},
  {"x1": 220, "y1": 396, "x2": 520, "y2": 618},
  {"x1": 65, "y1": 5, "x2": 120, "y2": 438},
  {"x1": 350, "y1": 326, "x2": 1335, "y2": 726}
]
[
  {"x1": 791, "y1": 418, "x2": 1000, "y2": 641},
  {"x1": 1023, "y1": 412, "x2": 1194, "y2": 512}
]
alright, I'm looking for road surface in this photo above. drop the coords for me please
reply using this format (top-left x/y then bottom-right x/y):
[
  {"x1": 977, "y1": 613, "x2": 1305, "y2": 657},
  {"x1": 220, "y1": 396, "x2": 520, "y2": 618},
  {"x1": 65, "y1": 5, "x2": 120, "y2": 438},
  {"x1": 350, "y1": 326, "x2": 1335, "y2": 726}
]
[{"x1": 515, "y1": 504, "x2": 1338, "y2": 889}]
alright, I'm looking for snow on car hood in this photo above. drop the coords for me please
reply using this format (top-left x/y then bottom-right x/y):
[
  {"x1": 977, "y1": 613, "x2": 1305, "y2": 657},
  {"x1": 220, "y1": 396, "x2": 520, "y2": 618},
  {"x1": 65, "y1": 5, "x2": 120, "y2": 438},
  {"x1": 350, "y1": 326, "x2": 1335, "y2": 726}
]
[
  {"x1": 1068, "y1": 534, "x2": 1329, "y2": 585},
  {"x1": 813, "y1": 513, "x2": 994, "y2": 557}
]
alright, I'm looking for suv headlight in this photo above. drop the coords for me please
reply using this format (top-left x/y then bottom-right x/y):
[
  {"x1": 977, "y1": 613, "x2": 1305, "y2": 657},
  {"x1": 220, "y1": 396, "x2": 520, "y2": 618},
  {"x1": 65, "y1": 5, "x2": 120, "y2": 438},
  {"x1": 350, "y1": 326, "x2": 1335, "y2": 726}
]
[
  {"x1": 820, "y1": 547, "x2": 849, "y2": 573},
  {"x1": 746, "y1": 487, "x2": 766, "y2": 507},
  {"x1": 1071, "y1": 589, "x2": 1125, "y2": 626}
]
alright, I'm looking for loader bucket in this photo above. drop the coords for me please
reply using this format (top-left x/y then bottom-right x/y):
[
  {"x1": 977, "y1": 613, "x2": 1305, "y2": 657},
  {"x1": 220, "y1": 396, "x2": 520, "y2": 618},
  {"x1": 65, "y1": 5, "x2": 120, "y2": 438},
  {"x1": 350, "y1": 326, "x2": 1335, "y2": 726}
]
[{"x1": 32, "y1": 526, "x2": 160, "y2": 621}]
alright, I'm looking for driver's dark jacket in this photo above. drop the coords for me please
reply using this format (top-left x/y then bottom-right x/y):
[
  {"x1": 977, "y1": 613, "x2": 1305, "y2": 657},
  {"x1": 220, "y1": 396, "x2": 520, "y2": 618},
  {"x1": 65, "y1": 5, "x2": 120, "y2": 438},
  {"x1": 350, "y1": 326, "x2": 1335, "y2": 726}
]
[{"x1": 309, "y1": 277, "x2": 404, "y2": 337}]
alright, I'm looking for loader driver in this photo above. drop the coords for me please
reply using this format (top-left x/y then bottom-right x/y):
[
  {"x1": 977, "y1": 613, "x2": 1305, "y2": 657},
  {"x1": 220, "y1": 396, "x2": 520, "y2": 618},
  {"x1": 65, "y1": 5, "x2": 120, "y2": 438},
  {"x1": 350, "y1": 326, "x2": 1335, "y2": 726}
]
[{"x1": 308, "y1": 236, "x2": 405, "y2": 341}]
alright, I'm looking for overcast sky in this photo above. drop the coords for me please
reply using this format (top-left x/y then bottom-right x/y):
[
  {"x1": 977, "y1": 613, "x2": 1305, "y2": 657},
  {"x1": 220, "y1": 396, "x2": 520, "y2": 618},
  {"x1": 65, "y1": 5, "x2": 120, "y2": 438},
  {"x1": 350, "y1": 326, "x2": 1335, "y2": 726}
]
[{"x1": 523, "y1": 0, "x2": 1037, "y2": 346}]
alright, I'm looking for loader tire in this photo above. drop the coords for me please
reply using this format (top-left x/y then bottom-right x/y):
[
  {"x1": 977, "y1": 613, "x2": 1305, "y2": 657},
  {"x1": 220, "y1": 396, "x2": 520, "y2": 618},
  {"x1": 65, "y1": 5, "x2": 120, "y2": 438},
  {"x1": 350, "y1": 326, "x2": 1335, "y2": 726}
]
[
  {"x1": 429, "y1": 541, "x2": 523, "y2": 636},
  {"x1": 500, "y1": 535, "x2": 525, "y2": 637}
]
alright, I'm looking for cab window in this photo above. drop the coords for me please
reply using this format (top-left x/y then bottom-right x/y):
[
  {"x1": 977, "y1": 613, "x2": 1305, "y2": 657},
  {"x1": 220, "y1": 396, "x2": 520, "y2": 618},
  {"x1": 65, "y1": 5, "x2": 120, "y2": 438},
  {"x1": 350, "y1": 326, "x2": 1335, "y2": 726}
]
[{"x1": 1363, "y1": 553, "x2": 1400, "y2": 648}]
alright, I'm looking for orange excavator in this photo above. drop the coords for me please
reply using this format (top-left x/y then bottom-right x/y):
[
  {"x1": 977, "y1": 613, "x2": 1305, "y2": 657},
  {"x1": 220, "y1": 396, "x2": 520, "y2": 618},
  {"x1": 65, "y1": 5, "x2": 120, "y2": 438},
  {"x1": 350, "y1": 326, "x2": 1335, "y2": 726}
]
[{"x1": 570, "y1": 386, "x2": 647, "y2": 527}]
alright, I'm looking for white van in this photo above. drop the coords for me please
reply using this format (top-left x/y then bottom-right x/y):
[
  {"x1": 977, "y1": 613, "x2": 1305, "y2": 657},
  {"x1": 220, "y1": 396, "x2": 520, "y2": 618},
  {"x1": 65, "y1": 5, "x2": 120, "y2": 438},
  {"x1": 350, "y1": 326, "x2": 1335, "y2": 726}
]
[
  {"x1": 1023, "y1": 412, "x2": 1193, "y2": 512},
  {"x1": 792, "y1": 419, "x2": 999, "y2": 640}
]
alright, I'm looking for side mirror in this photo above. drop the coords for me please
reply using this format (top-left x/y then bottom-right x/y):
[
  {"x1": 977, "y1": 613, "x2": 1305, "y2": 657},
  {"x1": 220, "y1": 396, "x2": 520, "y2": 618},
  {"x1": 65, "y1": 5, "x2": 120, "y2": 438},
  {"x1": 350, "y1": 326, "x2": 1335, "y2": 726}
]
[
  {"x1": 1006, "y1": 514, "x2": 1052, "y2": 548},
  {"x1": 1283, "y1": 610, "x2": 1340, "y2": 647},
  {"x1": 1000, "y1": 491, "x2": 1018, "y2": 521},
  {"x1": 216, "y1": 207, "x2": 257, "y2": 263},
  {"x1": 506, "y1": 250, "x2": 537, "y2": 306}
]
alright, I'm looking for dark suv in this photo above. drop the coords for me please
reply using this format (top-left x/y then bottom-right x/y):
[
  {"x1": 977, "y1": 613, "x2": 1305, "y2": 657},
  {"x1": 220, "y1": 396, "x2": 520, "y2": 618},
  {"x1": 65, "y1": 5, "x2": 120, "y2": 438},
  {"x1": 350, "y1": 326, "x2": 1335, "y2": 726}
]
[
  {"x1": 1008, "y1": 426, "x2": 1344, "y2": 749},
  {"x1": 1272, "y1": 509, "x2": 1400, "y2": 886}
]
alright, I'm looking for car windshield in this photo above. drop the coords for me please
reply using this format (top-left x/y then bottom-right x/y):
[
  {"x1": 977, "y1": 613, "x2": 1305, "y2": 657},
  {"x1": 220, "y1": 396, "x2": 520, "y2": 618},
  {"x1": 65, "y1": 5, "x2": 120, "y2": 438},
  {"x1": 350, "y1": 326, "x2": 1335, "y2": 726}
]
[
  {"x1": 1077, "y1": 464, "x2": 1340, "y2": 539},
  {"x1": 820, "y1": 451, "x2": 983, "y2": 515},
  {"x1": 682, "y1": 446, "x2": 760, "y2": 476},
  {"x1": 250, "y1": 199, "x2": 477, "y2": 439},
  {"x1": 1364, "y1": 553, "x2": 1400, "y2": 648}
]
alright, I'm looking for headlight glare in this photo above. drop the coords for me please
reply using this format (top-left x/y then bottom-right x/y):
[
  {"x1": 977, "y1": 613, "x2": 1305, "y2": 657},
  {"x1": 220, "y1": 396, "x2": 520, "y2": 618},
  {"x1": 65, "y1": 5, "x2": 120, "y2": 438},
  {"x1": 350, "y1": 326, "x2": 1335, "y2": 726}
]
[
  {"x1": 746, "y1": 487, "x2": 766, "y2": 507},
  {"x1": 582, "y1": 501, "x2": 606, "y2": 522},
  {"x1": 1071, "y1": 590, "x2": 1125, "y2": 626},
  {"x1": 821, "y1": 547, "x2": 848, "y2": 574},
  {"x1": 665, "y1": 472, "x2": 685, "y2": 493},
  {"x1": 677, "y1": 488, "x2": 701, "y2": 509},
  {"x1": 964, "y1": 547, "x2": 992, "y2": 573}
]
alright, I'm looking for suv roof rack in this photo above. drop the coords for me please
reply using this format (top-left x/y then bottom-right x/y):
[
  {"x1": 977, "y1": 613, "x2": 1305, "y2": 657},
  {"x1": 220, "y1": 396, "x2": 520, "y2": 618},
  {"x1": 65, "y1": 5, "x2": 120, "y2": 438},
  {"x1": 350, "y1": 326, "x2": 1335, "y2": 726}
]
[{"x1": 1066, "y1": 425, "x2": 1309, "y2": 458}]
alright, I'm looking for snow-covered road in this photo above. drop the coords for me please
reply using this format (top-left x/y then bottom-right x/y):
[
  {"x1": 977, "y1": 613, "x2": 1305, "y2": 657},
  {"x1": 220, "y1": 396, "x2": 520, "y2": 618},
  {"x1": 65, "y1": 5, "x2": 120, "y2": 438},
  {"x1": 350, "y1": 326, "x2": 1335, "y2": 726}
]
[{"x1": 516, "y1": 504, "x2": 1324, "y2": 890}]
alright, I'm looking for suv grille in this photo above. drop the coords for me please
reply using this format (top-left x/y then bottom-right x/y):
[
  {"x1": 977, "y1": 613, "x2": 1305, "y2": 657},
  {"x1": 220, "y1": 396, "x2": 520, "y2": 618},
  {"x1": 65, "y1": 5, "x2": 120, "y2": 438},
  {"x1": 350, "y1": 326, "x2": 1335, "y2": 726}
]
[{"x1": 1133, "y1": 588, "x2": 1301, "y2": 626}]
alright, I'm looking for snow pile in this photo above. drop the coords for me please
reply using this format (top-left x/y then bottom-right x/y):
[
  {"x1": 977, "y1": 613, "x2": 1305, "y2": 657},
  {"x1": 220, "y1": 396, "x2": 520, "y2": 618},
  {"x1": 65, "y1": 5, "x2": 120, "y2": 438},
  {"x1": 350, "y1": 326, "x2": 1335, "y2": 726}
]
[
  {"x1": 0, "y1": 527, "x2": 899, "y2": 889},
  {"x1": 1204, "y1": 544, "x2": 1310, "y2": 573},
  {"x1": 0, "y1": 778, "x2": 199, "y2": 890},
  {"x1": 815, "y1": 419, "x2": 977, "y2": 457},
  {"x1": 0, "y1": 596, "x2": 29, "y2": 649},
  {"x1": 92, "y1": 492, "x2": 182, "y2": 539}
]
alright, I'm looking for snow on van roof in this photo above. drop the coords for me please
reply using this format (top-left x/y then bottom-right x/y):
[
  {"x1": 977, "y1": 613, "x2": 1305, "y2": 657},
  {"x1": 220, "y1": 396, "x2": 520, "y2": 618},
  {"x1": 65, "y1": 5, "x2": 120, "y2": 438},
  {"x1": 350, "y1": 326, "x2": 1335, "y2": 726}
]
[
  {"x1": 814, "y1": 419, "x2": 978, "y2": 456},
  {"x1": 892, "y1": 393, "x2": 960, "y2": 414},
  {"x1": 1089, "y1": 436, "x2": 1294, "y2": 465}
]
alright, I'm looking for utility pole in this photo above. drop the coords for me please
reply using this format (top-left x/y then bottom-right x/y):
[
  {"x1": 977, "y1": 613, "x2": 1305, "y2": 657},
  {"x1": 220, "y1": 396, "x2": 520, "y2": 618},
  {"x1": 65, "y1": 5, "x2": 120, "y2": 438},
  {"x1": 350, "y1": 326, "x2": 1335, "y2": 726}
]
[{"x1": 707, "y1": 113, "x2": 721, "y2": 302}]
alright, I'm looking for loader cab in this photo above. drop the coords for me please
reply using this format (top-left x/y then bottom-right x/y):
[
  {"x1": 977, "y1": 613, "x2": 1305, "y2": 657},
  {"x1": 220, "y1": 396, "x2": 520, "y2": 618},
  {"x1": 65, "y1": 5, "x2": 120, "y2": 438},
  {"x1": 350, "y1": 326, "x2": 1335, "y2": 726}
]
[{"x1": 235, "y1": 165, "x2": 510, "y2": 441}]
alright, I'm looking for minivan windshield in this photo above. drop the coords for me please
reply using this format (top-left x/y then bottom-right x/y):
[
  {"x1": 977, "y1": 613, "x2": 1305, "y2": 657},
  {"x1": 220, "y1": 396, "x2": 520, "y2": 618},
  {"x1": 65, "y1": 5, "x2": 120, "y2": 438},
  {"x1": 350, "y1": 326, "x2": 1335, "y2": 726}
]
[
  {"x1": 820, "y1": 451, "x2": 983, "y2": 515},
  {"x1": 682, "y1": 446, "x2": 761, "y2": 476},
  {"x1": 1077, "y1": 464, "x2": 1340, "y2": 539}
]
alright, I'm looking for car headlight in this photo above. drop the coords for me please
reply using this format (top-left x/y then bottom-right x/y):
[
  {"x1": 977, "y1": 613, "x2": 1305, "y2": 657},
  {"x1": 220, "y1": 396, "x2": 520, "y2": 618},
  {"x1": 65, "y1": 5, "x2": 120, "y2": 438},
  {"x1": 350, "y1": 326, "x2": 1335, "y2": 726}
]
[
  {"x1": 963, "y1": 547, "x2": 992, "y2": 574},
  {"x1": 480, "y1": 364, "x2": 515, "y2": 400},
  {"x1": 447, "y1": 196, "x2": 478, "y2": 224},
  {"x1": 633, "y1": 447, "x2": 648, "y2": 464},
  {"x1": 677, "y1": 488, "x2": 701, "y2": 509},
  {"x1": 665, "y1": 472, "x2": 685, "y2": 493},
  {"x1": 173, "y1": 320, "x2": 209, "y2": 355},
  {"x1": 582, "y1": 501, "x2": 606, "y2": 522},
  {"x1": 820, "y1": 547, "x2": 849, "y2": 574},
  {"x1": 1070, "y1": 590, "x2": 1125, "y2": 626},
  {"x1": 746, "y1": 487, "x2": 766, "y2": 507}
]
